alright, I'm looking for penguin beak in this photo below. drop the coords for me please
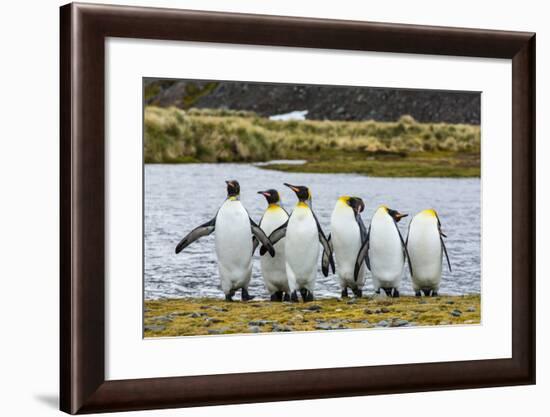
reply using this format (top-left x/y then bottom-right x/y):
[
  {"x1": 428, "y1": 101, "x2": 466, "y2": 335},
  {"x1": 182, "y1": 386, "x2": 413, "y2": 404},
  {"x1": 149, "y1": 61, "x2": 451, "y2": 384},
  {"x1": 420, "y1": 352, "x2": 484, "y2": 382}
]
[
  {"x1": 284, "y1": 183, "x2": 300, "y2": 193},
  {"x1": 258, "y1": 191, "x2": 271, "y2": 198},
  {"x1": 394, "y1": 212, "x2": 408, "y2": 222}
]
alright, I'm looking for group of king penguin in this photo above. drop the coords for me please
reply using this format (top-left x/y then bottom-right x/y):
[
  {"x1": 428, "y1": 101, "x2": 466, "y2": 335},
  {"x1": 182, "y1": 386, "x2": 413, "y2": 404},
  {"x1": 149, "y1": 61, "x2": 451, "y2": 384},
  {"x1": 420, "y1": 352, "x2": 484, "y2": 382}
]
[{"x1": 175, "y1": 180, "x2": 452, "y2": 302}]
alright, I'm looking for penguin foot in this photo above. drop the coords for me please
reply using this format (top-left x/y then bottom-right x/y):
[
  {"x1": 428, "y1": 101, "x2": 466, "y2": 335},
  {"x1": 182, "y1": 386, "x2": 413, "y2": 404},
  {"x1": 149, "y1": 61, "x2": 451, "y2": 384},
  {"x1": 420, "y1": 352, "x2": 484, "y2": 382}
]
[
  {"x1": 283, "y1": 292, "x2": 291, "y2": 302},
  {"x1": 352, "y1": 288, "x2": 363, "y2": 298},
  {"x1": 225, "y1": 294, "x2": 234, "y2": 302},
  {"x1": 300, "y1": 288, "x2": 314, "y2": 302},
  {"x1": 375, "y1": 288, "x2": 381, "y2": 295},
  {"x1": 341, "y1": 288, "x2": 349, "y2": 298},
  {"x1": 290, "y1": 291, "x2": 299, "y2": 303},
  {"x1": 241, "y1": 288, "x2": 254, "y2": 301},
  {"x1": 415, "y1": 291, "x2": 422, "y2": 297},
  {"x1": 422, "y1": 288, "x2": 437, "y2": 297},
  {"x1": 270, "y1": 291, "x2": 284, "y2": 302},
  {"x1": 383, "y1": 288, "x2": 400, "y2": 298}
]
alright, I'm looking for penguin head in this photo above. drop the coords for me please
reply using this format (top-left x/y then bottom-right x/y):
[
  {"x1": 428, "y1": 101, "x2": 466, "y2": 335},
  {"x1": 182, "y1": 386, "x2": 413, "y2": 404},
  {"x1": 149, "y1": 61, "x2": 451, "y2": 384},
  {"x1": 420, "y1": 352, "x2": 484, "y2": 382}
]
[
  {"x1": 258, "y1": 189, "x2": 280, "y2": 205},
  {"x1": 225, "y1": 180, "x2": 240, "y2": 199},
  {"x1": 385, "y1": 207, "x2": 408, "y2": 223},
  {"x1": 347, "y1": 196, "x2": 365, "y2": 215},
  {"x1": 284, "y1": 183, "x2": 311, "y2": 203}
]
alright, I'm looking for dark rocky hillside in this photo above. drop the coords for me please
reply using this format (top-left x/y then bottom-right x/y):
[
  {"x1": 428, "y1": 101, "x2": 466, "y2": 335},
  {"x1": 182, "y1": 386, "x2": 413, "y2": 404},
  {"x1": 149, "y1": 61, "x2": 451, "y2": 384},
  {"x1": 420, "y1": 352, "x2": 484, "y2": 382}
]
[{"x1": 145, "y1": 79, "x2": 480, "y2": 124}]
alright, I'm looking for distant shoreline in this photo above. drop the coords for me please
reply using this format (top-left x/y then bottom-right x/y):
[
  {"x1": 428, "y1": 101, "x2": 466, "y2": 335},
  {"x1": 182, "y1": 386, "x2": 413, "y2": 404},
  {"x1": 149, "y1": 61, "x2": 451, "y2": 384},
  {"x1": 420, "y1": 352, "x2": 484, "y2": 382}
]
[{"x1": 144, "y1": 294, "x2": 481, "y2": 337}]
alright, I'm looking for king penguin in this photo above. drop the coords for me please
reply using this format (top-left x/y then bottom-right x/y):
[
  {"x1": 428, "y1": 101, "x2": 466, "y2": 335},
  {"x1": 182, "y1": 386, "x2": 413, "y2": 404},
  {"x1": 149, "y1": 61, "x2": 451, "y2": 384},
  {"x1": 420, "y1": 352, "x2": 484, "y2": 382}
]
[
  {"x1": 327, "y1": 196, "x2": 367, "y2": 298},
  {"x1": 257, "y1": 189, "x2": 291, "y2": 301},
  {"x1": 261, "y1": 183, "x2": 334, "y2": 302},
  {"x1": 406, "y1": 209, "x2": 452, "y2": 296},
  {"x1": 175, "y1": 180, "x2": 275, "y2": 301},
  {"x1": 354, "y1": 206, "x2": 412, "y2": 297}
]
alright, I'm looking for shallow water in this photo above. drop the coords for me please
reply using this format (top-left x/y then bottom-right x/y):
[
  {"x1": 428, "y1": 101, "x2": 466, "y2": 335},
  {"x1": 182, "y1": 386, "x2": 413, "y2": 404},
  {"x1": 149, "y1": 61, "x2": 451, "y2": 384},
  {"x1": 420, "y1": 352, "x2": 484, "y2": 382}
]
[{"x1": 144, "y1": 164, "x2": 480, "y2": 300}]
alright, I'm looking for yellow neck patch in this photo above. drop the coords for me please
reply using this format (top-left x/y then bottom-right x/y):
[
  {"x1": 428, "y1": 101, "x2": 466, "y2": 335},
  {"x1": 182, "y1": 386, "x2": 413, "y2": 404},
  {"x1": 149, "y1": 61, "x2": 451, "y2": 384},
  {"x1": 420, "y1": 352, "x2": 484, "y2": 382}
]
[
  {"x1": 338, "y1": 196, "x2": 350, "y2": 203},
  {"x1": 422, "y1": 209, "x2": 437, "y2": 217},
  {"x1": 297, "y1": 201, "x2": 309, "y2": 208},
  {"x1": 267, "y1": 203, "x2": 281, "y2": 211}
]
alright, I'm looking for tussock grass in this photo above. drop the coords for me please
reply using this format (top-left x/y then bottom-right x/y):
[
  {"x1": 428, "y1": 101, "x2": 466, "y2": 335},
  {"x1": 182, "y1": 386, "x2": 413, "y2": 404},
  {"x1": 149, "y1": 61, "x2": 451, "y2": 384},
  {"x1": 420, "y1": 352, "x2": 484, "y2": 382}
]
[{"x1": 144, "y1": 106, "x2": 480, "y2": 176}]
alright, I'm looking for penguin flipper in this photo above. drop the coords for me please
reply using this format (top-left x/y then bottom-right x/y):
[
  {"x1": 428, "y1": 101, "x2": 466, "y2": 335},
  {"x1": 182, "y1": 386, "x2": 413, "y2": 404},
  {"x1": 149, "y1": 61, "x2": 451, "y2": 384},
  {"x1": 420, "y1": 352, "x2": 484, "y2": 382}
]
[
  {"x1": 260, "y1": 221, "x2": 288, "y2": 256},
  {"x1": 175, "y1": 217, "x2": 216, "y2": 254},
  {"x1": 393, "y1": 220, "x2": 414, "y2": 277},
  {"x1": 312, "y1": 213, "x2": 334, "y2": 277},
  {"x1": 322, "y1": 234, "x2": 335, "y2": 276},
  {"x1": 250, "y1": 218, "x2": 276, "y2": 257},
  {"x1": 434, "y1": 212, "x2": 452, "y2": 272},
  {"x1": 356, "y1": 213, "x2": 368, "y2": 243},
  {"x1": 441, "y1": 236, "x2": 452, "y2": 272},
  {"x1": 354, "y1": 238, "x2": 369, "y2": 281},
  {"x1": 252, "y1": 236, "x2": 260, "y2": 255}
]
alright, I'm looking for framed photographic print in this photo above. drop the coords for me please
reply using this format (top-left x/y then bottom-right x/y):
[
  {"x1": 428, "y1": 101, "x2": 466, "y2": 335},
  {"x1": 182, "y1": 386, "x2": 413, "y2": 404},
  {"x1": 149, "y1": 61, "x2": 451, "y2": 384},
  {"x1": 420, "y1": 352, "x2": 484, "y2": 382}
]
[{"x1": 60, "y1": 2, "x2": 536, "y2": 414}]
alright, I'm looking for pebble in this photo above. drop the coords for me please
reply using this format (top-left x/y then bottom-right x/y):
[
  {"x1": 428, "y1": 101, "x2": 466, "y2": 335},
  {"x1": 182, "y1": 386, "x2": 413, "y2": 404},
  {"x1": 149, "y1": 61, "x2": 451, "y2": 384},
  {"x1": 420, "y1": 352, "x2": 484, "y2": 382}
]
[
  {"x1": 169, "y1": 311, "x2": 188, "y2": 317},
  {"x1": 208, "y1": 327, "x2": 230, "y2": 335},
  {"x1": 335, "y1": 308, "x2": 343, "y2": 312},
  {"x1": 211, "y1": 306, "x2": 228, "y2": 312},
  {"x1": 305, "y1": 304, "x2": 322, "y2": 311},
  {"x1": 205, "y1": 317, "x2": 223, "y2": 324},
  {"x1": 466, "y1": 306, "x2": 476, "y2": 312},
  {"x1": 315, "y1": 322, "x2": 347, "y2": 330},
  {"x1": 272, "y1": 324, "x2": 292, "y2": 332},
  {"x1": 144, "y1": 324, "x2": 165, "y2": 332},
  {"x1": 450, "y1": 309, "x2": 462, "y2": 317},
  {"x1": 152, "y1": 315, "x2": 173, "y2": 323},
  {"x1": 446, "y1": 300, "x2": 455, "y2": 305},
  {"x1": 249, "y1": 326, "x2": 261, "y2": 333},
  {"x1": 391, "y1": 319, "x2": 409, "y2": 327},
  {"x1": 376, "y1": 320, "x2": 390, "y2": 327},
  {"x1": 347, "y1": 299, "x2": 357, "y2": 305},
  {"x1": 248, "y1": 320, "x2": 274, "y2": 326},
  {"x1": 188, "y1": 312, "x2": 203, "y2": 318},
  {"x1": 380, "y1": 307, "x2": 390, "y2": 313},
  {"x1": 364, "y1": 309, "x2": 373, "y2": 315}
]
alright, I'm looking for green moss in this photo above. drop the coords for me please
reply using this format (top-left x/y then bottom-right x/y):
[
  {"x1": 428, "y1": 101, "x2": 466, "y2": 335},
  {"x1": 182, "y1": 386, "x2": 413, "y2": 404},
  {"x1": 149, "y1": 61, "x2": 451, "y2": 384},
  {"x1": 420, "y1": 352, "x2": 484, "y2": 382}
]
[{"x1": 144, "y1": 295, "x2": 481, "y2": 337}]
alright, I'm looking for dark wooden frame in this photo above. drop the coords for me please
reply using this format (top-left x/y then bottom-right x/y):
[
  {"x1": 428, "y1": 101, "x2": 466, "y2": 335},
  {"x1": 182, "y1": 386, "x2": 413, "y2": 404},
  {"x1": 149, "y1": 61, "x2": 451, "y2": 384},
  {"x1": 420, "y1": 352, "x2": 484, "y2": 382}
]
[{"x1": 60, "y1": 2, "x2": 536, "y2": 414}]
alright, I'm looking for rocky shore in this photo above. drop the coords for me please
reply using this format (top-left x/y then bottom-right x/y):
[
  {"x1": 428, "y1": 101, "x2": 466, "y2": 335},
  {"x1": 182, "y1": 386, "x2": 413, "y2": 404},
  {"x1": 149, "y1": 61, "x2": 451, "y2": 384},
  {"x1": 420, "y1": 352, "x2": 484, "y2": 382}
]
[{"x1": 144, "y1": 295, "x2": 481, "y2": 337}]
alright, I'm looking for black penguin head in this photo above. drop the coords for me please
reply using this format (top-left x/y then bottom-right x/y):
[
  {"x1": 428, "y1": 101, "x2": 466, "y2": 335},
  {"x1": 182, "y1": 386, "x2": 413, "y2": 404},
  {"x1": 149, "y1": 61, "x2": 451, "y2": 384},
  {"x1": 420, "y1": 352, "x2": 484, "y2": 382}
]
[
  {"x1": 347, "y1": 197, "x2": 365, "y2": 215},
  {"x1": 258, "y1": 189, "x2": 280, "y2": 205},
  {"x1": 284, "y1": 183, "x2": 311, "y2": 202},
  {"x1": 386, "y1": 207, "x2": 408, "y2": 223},
  {"x1": 225, "y1": 180, "x2": 240, "y2": 198}
]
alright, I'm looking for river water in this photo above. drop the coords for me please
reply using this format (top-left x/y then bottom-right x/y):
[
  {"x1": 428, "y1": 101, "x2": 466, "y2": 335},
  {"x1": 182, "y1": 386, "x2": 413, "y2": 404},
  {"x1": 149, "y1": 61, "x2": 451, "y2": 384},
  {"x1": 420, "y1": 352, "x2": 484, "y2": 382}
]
[{"x1": 144, "y1": 164, "x2": 480, "y2": 300}]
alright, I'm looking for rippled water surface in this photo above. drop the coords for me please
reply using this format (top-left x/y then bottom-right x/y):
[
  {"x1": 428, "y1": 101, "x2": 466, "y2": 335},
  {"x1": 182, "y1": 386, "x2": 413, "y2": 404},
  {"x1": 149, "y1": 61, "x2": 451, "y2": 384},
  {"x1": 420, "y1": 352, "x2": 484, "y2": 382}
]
[{"x1": 145, "y1": 164, "x2": 480, "y2": 300}]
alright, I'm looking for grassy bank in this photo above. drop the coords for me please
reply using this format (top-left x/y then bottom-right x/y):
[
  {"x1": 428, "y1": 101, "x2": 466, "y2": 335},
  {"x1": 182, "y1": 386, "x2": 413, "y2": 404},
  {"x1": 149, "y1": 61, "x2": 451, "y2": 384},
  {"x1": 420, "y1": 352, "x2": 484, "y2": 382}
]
[
  {"x1": 144, "y1": 294, "x2": 480, "y2": 337},
  {"x1": 144, "y1": 106, "x2": 480, "y2": 177}
]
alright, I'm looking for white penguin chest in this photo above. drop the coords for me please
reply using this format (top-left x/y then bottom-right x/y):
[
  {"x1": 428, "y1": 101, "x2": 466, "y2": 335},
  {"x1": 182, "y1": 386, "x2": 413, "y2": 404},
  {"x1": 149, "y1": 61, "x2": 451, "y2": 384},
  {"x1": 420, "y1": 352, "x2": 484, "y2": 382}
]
[
  {"x1": 407, "y1": 218, "x2": 442, "y2": 282},
  {"x1": 369, "y1": 212, "x2": 404, "y2": 280},
  {"x1": 215, "y1": 200, "x2": 252, "y2": 263},
  {"x1": 285, "y1": 205, "x2": 319, "y2": 265},
  {"x1": 331, "y1": 207, "x2": 361, "y2": 267}
]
